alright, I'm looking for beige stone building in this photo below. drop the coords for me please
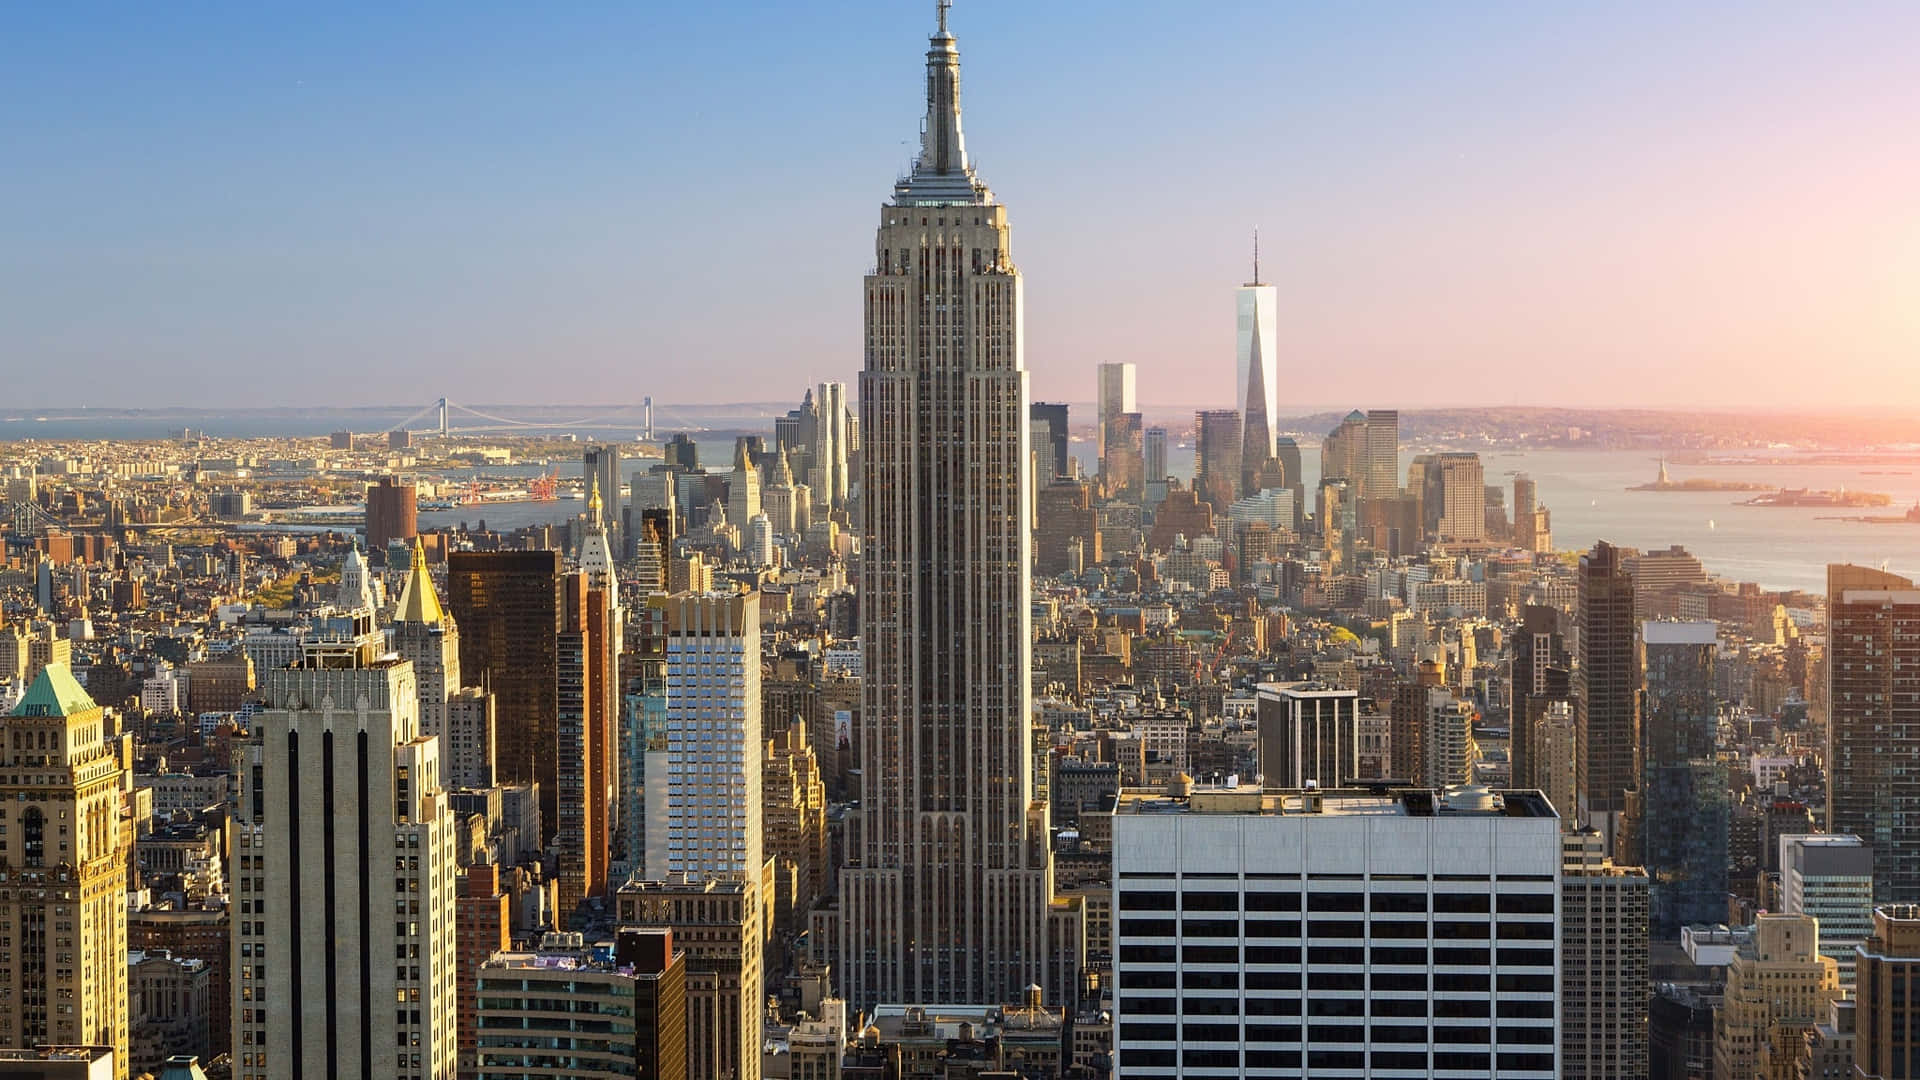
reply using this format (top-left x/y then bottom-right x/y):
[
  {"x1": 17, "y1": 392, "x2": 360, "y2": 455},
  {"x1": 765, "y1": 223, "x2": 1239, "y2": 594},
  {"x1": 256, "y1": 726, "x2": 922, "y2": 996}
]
[
  {"x1": 231, "y1": 647, "x2": 459, "y2": 1080},
  {"x1": 762, "y1": 718, "x2": 828, "y2": 943},
  {"x1": 0, "y1": 665, "x2": 129, "y2": 1079},
  {"x1": 1712, "y1": 913, "x2": 1841, "y2": 1080}
]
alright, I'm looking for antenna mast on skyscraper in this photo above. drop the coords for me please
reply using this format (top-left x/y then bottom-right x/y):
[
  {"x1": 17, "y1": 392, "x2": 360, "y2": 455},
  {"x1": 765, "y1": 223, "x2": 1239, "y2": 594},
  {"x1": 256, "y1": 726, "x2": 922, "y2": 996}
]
[
  {"x1": 938, "y1": 0, "x2": 951, "y2": 33},
  {"x1": 1252, "y1": 227, "x2": 1262, "y2": 286}
]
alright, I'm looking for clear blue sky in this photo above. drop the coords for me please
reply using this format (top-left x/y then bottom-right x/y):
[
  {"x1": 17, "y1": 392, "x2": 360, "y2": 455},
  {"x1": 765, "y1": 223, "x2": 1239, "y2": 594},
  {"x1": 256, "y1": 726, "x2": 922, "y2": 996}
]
[{"x1": 4, "y1": 2, "x2": 1917, "y2": 412}]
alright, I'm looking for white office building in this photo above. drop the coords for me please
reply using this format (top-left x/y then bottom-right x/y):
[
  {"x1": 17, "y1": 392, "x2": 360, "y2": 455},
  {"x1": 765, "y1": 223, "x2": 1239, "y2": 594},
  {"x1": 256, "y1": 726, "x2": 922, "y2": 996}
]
[
  {"x1": 646, "y1": 591, "x2": 762, "y2": 881},
  {"x1": 1112, "y1": 782, "x2": 1561, "y2": 1079},
  {"x1": 1780, "y1": 833, "x2": 1874, "y2": 986}
]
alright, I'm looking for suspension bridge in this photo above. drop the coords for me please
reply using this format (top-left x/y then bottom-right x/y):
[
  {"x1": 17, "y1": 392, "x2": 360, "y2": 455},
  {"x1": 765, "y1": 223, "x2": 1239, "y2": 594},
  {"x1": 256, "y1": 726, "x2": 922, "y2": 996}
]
[{"x1": 385, "y1": 397, "x2": 670, "y2": 438}]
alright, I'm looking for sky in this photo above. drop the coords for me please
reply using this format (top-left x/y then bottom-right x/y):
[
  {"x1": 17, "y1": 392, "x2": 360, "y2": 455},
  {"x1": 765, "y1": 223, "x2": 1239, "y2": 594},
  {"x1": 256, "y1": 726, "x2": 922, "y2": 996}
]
[{"x1": 3, "y1": 1, "x2": 1917, "y2": 412}]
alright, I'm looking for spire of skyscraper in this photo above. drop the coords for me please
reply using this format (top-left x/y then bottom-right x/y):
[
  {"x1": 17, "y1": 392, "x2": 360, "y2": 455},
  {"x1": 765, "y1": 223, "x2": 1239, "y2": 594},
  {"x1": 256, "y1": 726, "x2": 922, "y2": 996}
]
[
  {"x1": 898, "y1": 0, "x2": 987, "y2": 204},
  {"x1": 394, "y1": 536, "x2": 444, "y2": 625}
]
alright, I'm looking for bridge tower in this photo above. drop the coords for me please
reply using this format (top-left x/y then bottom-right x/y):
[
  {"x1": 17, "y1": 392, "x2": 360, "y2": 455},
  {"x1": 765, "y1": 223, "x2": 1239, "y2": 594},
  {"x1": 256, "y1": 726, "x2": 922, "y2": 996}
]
[{"x1": 438, "y1": 398, "x2": 449, "y2": 438}]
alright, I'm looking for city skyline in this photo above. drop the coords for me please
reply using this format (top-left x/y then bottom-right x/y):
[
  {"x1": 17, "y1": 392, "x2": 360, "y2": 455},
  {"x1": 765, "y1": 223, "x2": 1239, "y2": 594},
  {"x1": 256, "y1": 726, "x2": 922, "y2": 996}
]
[{"x1": 6, "y1": 2, "x2": 1919, "y2": 410}]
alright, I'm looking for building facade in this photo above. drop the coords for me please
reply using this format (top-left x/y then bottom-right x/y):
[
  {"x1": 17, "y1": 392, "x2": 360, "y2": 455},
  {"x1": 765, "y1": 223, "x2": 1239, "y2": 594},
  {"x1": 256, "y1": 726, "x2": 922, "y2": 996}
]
[
  {"x1": 1778, "y1": 833, "x2": 1873, "y2": 987},
  {"x1": 1254, "y1": 682, "x2": 1359, "y2": 789},
  {"x1": 231, "y1": 653, "x2": 460, "y2": 1080},
  {"x1": 0, "y1": 666, "x2": 130, "y2": 1080},
  {"x1": 840, "y1": 5, "x2": 1052, "y2": 1011},
  {"x1": 473, "y1": 928, "x2": 686, "y2": 1080},
  {"x1": 1854, "y1": 904, "x2": 1920, "y2": 1080},
  {"x1": 1576, "y1": 541, "x2": 1639, "y2": 851},
  {"x1": 447, "y1": 551, "x2": 562, "y2": 841},
  {"x1": 647, "y1": 591, "x2": 761, "y2": 881},
  {"x1": 1637, "y1": 620, "x2": 1729, "y2": 936},
  {"x1": 1826, "y1": 564, "x2": 1920, "y2": 903},
  {"x1": 1111, "y1": 784, "x2": 1561, "y2": 1080},
  {"x1": 1561, "y1": 830, "x2": 1649, "y2": 1080}
]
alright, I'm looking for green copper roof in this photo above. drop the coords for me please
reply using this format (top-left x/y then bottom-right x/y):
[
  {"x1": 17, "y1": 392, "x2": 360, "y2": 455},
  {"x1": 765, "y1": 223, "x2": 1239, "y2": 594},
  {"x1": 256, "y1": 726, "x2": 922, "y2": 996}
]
[{"x1": 11, "y1": 662, "x2": 98, "y2": 717}]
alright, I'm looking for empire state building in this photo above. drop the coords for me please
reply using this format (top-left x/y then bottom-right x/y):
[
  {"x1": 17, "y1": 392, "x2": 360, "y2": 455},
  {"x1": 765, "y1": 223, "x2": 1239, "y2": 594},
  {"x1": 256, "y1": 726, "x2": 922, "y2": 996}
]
[{"x1": 839, "y1": 3, "x2": 1053, "y2": 1009}]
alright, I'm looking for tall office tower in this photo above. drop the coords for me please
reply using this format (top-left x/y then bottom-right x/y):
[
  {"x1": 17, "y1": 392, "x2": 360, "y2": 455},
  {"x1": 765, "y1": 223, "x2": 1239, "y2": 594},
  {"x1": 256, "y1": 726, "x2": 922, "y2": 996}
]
[
  {"x1": 813, "y1": 381, "x2": 850, "y2": 507},
  {"x1": 615, "y1": 596, "x2": 669, "y2": 883},
  {"x1": 1710, "y1": 913, "x2": 1841, "y2": 1080},
  {"x1": 1514, "y1": 473, "x2": 1538, "y2": 548},
  {"x1": 1320, "y1": 409, "x2": 1367, "y2": 484},
  {"x1": 1111, "y1": 784, "x2": 1562, "y2": 1079},
  {"x1": 1513, "y1": 605, "x2": 1569, "y2": 793},
  {"x1": 475, "y1": 927, "x2": 688, "y2": 1080},
  {"x1": 1254, "y1": 682, "x2": 1359, "y2": 788},
  {"x1": 1855, "y1": 905, "x2": 1920, "y2": 1080},
  {"x1": 664, "y1": 433, "x2": 699, "y2": 471},
  {"x1": 1561, "y1": 830, "x2": 1650, "y2": 1080},
  {"x1": 1636, "y1": 621, "x2": 1728, "y2": 936},
  {"x1": 1029, "y1": 402, "x2": 1071, "y2": 483},
  {"x1": 447, "y1": 550, "x2": 563, "y2": 841},
  {"x1": 455, "y1": 864, "x2": 509, "y2": 1076},
  {"x1": 583, "y1": 445, "x2": 622, "y2": 536},
  {"x1": 1103, "y1": 411, "x2": 1145, "y2": 499},
  {"x1": 232, "y1": 651, "x2": 459, "y2": 1080},
  {"x1": 1625, "y1": 545, "x2": 1707, "y2": 621},
  {"x1": 632, "y1": 467, "x2": 678, "y2": 558},
  {"x1": 1193, "y1": 409, "x2": 1243, "y2": 514},
  {"x1": 619, "y1": 877, "x2": 763, "y2": 1080},
  {"x1": 1095, "y1": 361, "x2": 1136, "y2": 463},
  {"x1": 725, "y1": 441, "x2": 761, "y2": 544},
  {"x1": 1575, "y1": 541, "x2": 1638, "y2": 850},
  {"x1": 556, "y1": 573, "x2": 609, "y2": 923},
  {"x1": 1143, "y1": 426, "x2": 1169, "y2": 484},
  {"x1": 1416, "y1": 451, "x2": 1485, "y2": 542},
  {"x1": 1531, "y1": 699, "x2": 1578, "y2": 822},
  {"x1": 746, "y1": 513, "x2": 775, "y2": 567},
  {"x1": 0, "y1": 666, "x2": 130, "y2": 1079},
  {"x1": 1424, "y1": 686, "x2": 1480, "y2": 786},
  {"x1": 1387, "y1": 683, "x2": 1429, "y2": 783},
  {"x1": 1236, "y1": 247, "x2": 1280, "y2": 477},
  {"x1": 338, "y1": 544, "x2": 376, "y2": 613},
  {"x1": 364, "y1": 476, "x2": 418, "y2": 555},
  {"x1": 1363, "y1": 408, "x2": 1400, "y2": 501},
  {"x1": 761, "y1": 450, "x2": 798, "y2": 533},
  {"x1": 1035, "y1": 481, "x2": 1100, "y2": 576},
  {"x1": 391, "y1": 539, "x2": 494, "y2": 790},
  {"x1": 763, "y1": 719, "x2": 831, "y2": 943},
  {"x1": 1779, "y1": 834, "x2": 1873, "y2": 986},
  {"x1": 1826, "y1": 564, "x2": 1920, "y2": 902},
  {"x1": 647, "y1": 592, "x2": 762, "y2": 881},
  {"x1": 841, "y1": 4, "x2": 1052, "y2": 1012},
  {"x1": 1273, "y1": 436, "x2": 1306, "y2": 532}
]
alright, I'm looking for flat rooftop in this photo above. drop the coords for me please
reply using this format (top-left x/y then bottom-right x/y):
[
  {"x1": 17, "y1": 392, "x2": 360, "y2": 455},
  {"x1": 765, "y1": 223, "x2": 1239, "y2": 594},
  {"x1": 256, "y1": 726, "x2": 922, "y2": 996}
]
[{"x1": 1115, "y1": 783, "x2": 1558, "y2": 820}]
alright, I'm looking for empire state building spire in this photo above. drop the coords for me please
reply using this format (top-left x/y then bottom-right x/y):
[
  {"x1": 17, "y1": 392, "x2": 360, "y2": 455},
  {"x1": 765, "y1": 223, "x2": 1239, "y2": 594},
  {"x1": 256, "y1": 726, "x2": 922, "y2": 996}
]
[{"x1": 898, "y1": 0, "x2": 990, "y2": 205}]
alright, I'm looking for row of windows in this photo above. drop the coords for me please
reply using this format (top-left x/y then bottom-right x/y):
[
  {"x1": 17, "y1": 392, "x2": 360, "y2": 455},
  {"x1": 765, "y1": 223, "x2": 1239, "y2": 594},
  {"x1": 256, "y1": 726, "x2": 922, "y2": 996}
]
[
  {"x1": 1119, "y1": 969, "x2": 1557, "y2": 993},
  {"x1": 1121, "y1": 1048, "x2": 1552, "y2": 1071},
  {"x1": 1120, "y1": 890, "x2": 1554, "y2": 914},
  {"x1": 1119, "y1": 1022, "x2": 1553, "y2": 1044}
]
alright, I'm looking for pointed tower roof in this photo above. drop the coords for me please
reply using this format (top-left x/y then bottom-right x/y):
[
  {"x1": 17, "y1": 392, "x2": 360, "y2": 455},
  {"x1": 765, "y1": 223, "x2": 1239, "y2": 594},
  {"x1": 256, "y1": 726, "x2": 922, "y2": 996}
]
[
  {"x1": 896, "y1": 0, "x2": 992, "y2": 205},
  {"x1": 394, "y1": 537, "x2": 445, "y2": 625},
  {"x1": 587, "y1": 475, "x2": 604, "y2": 521},
  {"x1": 337, "y1": 544, "x2": 374, "y2": 611},
  {"x1": 12, "y1": 662, "x2": 97, "y2": 717}
]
